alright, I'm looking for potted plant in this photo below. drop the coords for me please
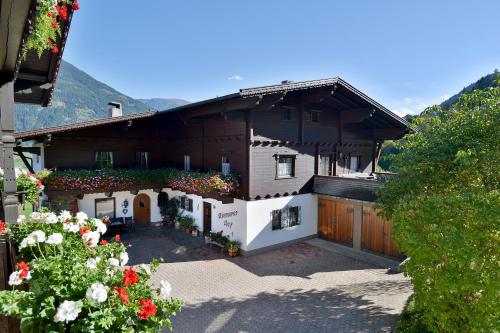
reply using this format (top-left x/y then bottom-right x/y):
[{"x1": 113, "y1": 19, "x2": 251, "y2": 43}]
[
  {"x1": 227, "y1": 240, "x2": 241, "y2": 257},
  {"x1": 191, "y1": 225, "x2": 198, "y2": 237}
]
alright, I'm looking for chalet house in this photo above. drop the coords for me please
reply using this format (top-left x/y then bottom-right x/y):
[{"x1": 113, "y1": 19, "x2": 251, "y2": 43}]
[{"x1": 15, "y1": 78, "x2": 410, "y2": 256}]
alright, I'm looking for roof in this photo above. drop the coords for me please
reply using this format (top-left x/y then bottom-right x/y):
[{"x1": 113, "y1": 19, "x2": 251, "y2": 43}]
[
  {"x1": 15, "y1": 111, "x2": 157, "y2": 140},
  {"x1": 161, "y1": 77, "x2": 411, "y2": 128},
  {"x1": 0, "y1": 0, "x2": 74, "y2": 106}
]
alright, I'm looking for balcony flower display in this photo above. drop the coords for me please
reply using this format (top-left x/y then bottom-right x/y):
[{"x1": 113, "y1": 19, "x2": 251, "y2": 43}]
[
  {"x1": 37, "y1": 168, "x2": 240, "y2": 197},
  {"x1": 0, "y1": 211, "x2": 182, "y2": 331}
]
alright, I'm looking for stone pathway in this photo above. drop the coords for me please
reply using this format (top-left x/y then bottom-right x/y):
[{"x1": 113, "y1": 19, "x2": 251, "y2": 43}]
[{"x1": 124, "y1": 226, "x2": 412, "y2": 333}]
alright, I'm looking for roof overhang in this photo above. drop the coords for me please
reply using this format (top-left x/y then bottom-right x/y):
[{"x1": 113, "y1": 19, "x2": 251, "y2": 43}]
[{"x1": 0, "y1": 0, "x2": 74, "y2": 106}]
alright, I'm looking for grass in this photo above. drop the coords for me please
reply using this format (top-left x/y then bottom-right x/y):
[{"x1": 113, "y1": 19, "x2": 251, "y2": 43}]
[{"x1": 396, "y1": 297, "x2": 432, "y2": 333}]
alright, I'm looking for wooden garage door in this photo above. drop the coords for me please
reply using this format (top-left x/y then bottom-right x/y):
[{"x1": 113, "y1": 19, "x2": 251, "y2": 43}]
[
  {"x1": 318, "y1": 198, "x2": 353, "y2": 247},
  {"x1": 362, "y1": 206, "x2": 402, "y2": 258}
]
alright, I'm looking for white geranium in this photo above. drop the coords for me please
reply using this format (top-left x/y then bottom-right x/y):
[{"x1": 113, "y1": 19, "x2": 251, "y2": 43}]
[
  {"x1": 137, "y1": 264, "x2": 151, "y2": 275},
  {"x1": 44, "y1": 213, "x2": 58, "y2": 224},
  {"x1": 46, "y1": 233, "x2": 63, "y2": 245},
  {"x1": 8, "y1": 270, "x2": 31, "y2": 286},
  {"x1": 30, "y1": 212, "x2": 43, "y2": 222},
  {"x1": 31, "y1": 230, "x2": 46, "y2": 243},
  {"x1": 107, "y1": 258, "x2": 120, "y2": 267},
  {"x1": 85, "y1": 283, "x2": 108, "y2": 303},
  {"x1": 63, "y1": 222, "x2": 79, "y2": 233},
  {"x1": 16, "y1": 215, "x2": 26, "y2": 223},
  {"x1": 76, "y1": 212, "x2": 88, "y2": 225},
  {"x1": 94, "y1": 219, "x2": 107, "y2": 234},
  {"x1": 86, "y1": 257, "x2": 101, "y2": 269},
  {"x1": 82, "y1": 231, "x2": 100, "y2": 247},
  {"x1": 58, "y1": 210, "x2": 72, "y2": 222},
  {"x1": 53, "y1": 300, "x2": 82, "y2": 323},
  {"x1": 19, "y1": 235, "x2": 36, "y2": 249},
  {"x1": 159, "y1": 280, "x2": 172, "y2": 299},
  {"x1": 105, "y1": 267, "x2": 115, "y2": 277},
  {"x1": 119, "y1": 252, "x2": 129, "y2": 266}
]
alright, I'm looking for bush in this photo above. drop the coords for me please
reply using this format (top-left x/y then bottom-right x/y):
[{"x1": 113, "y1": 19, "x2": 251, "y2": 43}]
[
  {"x1": 0, "y1": 211, "x2": 182, "y2": 332},
  {"x1": 378, "y1": 85, "x2": 500, "y2": 332}
]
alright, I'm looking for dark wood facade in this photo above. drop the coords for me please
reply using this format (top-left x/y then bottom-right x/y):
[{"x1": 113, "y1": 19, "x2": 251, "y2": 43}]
[{"x1": 16, "y1": 78, "x2": 410, "y2": 201}]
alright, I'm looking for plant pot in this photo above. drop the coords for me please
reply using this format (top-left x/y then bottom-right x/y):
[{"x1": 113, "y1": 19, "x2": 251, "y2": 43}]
[
  {"x1": 191, "y1": 230, "x2": 198, "y2": 237},
  {"x1": 174, "y1": 222, "x2": 180, "y2": 229},
  {"x1": 228, "y1": 247, "x2": 239, "y2": 257}
]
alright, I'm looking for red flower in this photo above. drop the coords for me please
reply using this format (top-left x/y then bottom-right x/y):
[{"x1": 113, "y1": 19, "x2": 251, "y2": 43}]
[
  {"x1": 123, "y1": 268, "x2": 139, "y2": 286},
  {"x1": 57, "y1": 5, "x2": 68, "y2": 20},
  {"x1": 137, "y1": 299, "x2": 157, "y2": 320},
  {"x1": 72, "y1": 1, "x2": 80, "y2": 11},
  {"x1": 113, "y1": 286, "x2": 129, "y2": 304},
  {"x1": 100, "y1": 240, "x2": 108, "y2": 246},
  {"x1": 51, "y1": 20, "x2": 57, "y2": 29},
  {"x1": 115, "y1": 234, "x2": 121, "y2": 243},
  {"x1": 17, "y1": 262, "x2": 30, "y2": 279},
  {"x1": 48, "y1": 12, "x2": 55, "y2": 18},
  {"x1": 51, "y1": 45, "x2": 59, "y2": 54},
  {"x1": 0, "y1": 221, "x2": 7, "y2": 234},
  {"x1": 79, "y1": 226, "x2": 91, "y2": 237}
]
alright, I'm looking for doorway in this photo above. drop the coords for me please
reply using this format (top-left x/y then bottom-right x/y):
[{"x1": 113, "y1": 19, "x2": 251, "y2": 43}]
[
  {"x1": 203, "y1": 202, "x2": 212, "y2": 235},
  {"x1": 133, "y1": 193, "x2": 151, "y2": 224},
  {"x1": 318, "y1": 198, "x2": 354, "y2": 247}
]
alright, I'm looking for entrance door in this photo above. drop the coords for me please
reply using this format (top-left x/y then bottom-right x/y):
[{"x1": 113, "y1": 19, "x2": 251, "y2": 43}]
[
  {"x1": 318, "y1": 198, "x2": 354, "y2": 247},
  {"x1": 203, "y1": 202, "x2": 212, "y2": 235},
  {"x1": 133, "y1": 194, "x2": 151, "y2": 224}
]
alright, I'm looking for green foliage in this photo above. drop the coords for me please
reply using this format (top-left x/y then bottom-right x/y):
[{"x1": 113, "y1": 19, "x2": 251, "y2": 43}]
[
  {"x1": 1, "y1": 212, "x2": 182, "y2": 332},
  {"x1": 178, "y1": 216, "x2": 195, "y2": 230},
  {"x1": 0, "y1": 171, "x2": 41, "y2": 205},
  {"x1": 377, "y1": 86, "x2": 500, "y2": 332},
  {"x1": 396, "y1": 298, "x2": 432, "y2": 333}
]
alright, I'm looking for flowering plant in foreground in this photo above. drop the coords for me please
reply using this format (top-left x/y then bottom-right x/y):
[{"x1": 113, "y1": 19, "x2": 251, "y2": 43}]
[{"x1": 0, "y1": 211, "x2": 182, "y2": 332}]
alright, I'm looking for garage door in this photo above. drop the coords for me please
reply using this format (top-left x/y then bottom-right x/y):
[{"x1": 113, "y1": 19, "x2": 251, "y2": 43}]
[
  {"x1": 318, "y1": 198, "x2": 353, "y2": 247},
  {"x1": 362, "y1": 206, "x2": 403, "y2": 258}
]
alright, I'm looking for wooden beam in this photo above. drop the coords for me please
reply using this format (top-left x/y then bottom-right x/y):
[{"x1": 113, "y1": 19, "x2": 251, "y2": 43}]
[
  {"x1": 16, "y1": 151, "x2": 34, "y2": 174},
  {"x1": 373, "y1": 128, "x2": 406, "y2": 140},
  {"x1": 14, "y1": 146, "x2": 41, "y2": 155}
]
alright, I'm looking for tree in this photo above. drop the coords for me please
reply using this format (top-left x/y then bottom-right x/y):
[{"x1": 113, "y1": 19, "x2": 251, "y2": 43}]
[{"x1": 377, "y1": 85, "x2": 500, "y2": 332}]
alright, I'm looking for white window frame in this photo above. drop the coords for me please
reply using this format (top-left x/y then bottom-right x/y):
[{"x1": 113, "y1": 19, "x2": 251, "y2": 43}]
[
  {"x1": 95, "y1": 151, "x2": 113, "y2": 169},
  {"x1": 221, "y1": 156, "x2": 230, "y2": 176},
  {"x1": 136, "y1": 151, "x2": 149, "y2": 169},
  {"x1": 277, "y1": 156, "x2": 295, "y2": 178}
]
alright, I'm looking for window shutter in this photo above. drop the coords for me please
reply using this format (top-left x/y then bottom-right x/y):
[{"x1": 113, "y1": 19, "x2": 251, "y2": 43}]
[
  {"x1": 188, "y1": 199, "x2": 193, "y2": 212},
  {"x1": 271, "y1": 209, "x2": 282, "y2": 230},
  {"x1": 180, "y1": 196, "x2": 186, "y2": 209},
  {"x1": 158, "y1": 192, "x2": 168, "y2": 206}
]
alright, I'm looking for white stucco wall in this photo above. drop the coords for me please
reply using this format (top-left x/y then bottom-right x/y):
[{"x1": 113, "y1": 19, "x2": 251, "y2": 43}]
[
  {"x1": 207, "y1": 198, "x2": 248, "y2": 250},
  {"x1": 245, "y1": 194, "x2": 318, "y2": 252}
]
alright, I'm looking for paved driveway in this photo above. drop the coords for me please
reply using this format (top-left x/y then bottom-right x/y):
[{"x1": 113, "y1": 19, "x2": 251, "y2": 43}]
[{"x1": 124, "y1": 227, "x2": 412, "y2": 333}]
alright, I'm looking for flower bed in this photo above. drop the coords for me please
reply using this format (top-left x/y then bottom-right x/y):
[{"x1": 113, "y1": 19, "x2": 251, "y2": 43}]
[
  {"x1": 0, "y1": 211, "x2": 182, "y2": 332},
  {"x1": 37, "y1": 168, "x2": 240, "y2": 197}
]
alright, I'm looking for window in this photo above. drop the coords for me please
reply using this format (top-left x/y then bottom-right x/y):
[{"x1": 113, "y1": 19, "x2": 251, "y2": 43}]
[
  {"x1": 157, "y1": 192, "x2": 169, "y2": 207},
  {"x1": 136, "y1": 152, "x2": 149, "y2": 169},
  {"x1": 95, "y1": 198, "x2": 115, "y2": 219},
  {"x1": 319, "y1": 155, "x2": 330, "y2": 176},
  {"x1": 180, "y1": 196, "x2": 193, "y2": 212},
  {"x1": 311, "y1": 111, "x2": 320, "y2": 123},
  {"x1": 221, "y1": 156, "x2": 230, "y2": 176},
  {"x1": 95, "y1": 151, "x2": 113, "y2": 169},
  {"x1": 184, "y1": 155, "x2": 191, "y2": 172},
  {"x1": 350, "y1": 155, "x2": 360, "y2": 173},
  {"x1": 282, "y1": 109, "x2": 292, "y2": 121},
  {"x1": 271, "y1": 206, "x2": 301, "y2": 230},
  {"x1": 277, "y1": 156, "x2": 295, "y2": 178}
]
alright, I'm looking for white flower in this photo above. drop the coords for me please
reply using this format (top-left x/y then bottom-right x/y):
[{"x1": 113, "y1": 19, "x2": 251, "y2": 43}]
[
  {"x1": 30, "y1": 212, "x2": 43, "y2": 222},
  {"x1": 137, "y1": 264, "x2": 151, "y2": 275},
  {"x1": 46, "y1": 233, "x2": 63, "y2": 245},
  {"x1": 86, "y1": 257, "x2": 101, "y2": 269},
  {"x1": 8, "y1": 271, "x2": 22, "y2": 286},
  {"x1": 94, "y1": 219, "x2": 107, "y2": 234},
  {"x1": 159, "y1": 280, "x2": 172, "y2": 299},
  {"x1": 19, "y1": 235, "x2": 36, "y2": 249},
  {"x1": 17, "y1": 215, "x2": 26, "y2": 223},
  {"x1": 105, "y1": 267, "x2": 115, "y2": 277},
  {"x1": 85, "y1": 283, "x2": 108, "y2": 303},
  {"x1": 119, "y1": 252, "x2": 129, "y2": 266},
  {"x1": 44, "y1": 213, "x2": 58, "y2": 224},
  {"x1": 76, "y1": 212, "x2": 88, "y2": 225},
  {"x1": 31, "y1": 230, "x2": 46, "y2": 243},
  {"x1": 53, "y1": 300, "x2": 82, "y2": 323},
  {"x1": 58, "y1": 210, "x2": 72, "y2": 222},
  {"x1": 63, "y1": 222, "x2": 79, "y2": 233},
  {"x1": 107, "y1": 258, "x2": 120, "y2": 267},
  {"x1": 82, "y1": 231, "x2": 100, "y2": 247}
]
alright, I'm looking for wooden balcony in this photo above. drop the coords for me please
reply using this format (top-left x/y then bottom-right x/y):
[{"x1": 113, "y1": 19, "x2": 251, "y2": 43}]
[{"x1": 313, "y1": 174, "x2": 393, "y2": 202}]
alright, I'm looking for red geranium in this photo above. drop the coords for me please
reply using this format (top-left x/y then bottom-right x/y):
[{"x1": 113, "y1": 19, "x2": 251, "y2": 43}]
[
  {"x1": 100, "y1": 240, "x2": 108, "y2": 246},
  {"x1": 137, "y1": 299, "x2": 157, "y2": 320},
  {"x1": 51, "y1": 20, "x2": 57, "y2": 29},
  {"x1": 72, "y1": 1, "x2": 80, "y2": 11},
  {"x1": 79, "y1": 226, "x2": 91, "y2": 237},
  {"x1": 51, "y1": 45, "x2": 59, "y2": 54},
  {"x1": 115, "y1": 234, "x2": 121, "y2": 243},
  {"x1": 123, "y1": 268, "x2": 139, "y2": 286},
  {"x1": 113, "y1": 286, "x2": 129, "y2": 304},
  {"x1": 57, "y1": 5, "x2": 68, "y2": 20},
  {"x1": 17, "y1": 261, "x2": 30, "y2": 279},
  {"x1": 0, "y1": 221, "x2": 7, "y2": 234}
]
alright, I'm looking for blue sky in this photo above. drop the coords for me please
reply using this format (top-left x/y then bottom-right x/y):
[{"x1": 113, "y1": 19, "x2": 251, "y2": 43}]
[{"x1": 63, "y1": 0, "x2": 499, "y2": 116}]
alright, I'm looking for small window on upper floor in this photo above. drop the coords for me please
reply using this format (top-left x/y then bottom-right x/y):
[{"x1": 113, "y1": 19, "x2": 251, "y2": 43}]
[
  {"x1": 282, "y1": 109, "x2": 292, "y2": 121},
  {"x1": 136, "y1": 152, "x2": 149, "y2": 169},
  {"x1": 350, "y1": 155, "x2": 360, "y2": 173},
  {"x1": 221, "y1": 156, "x2": 230, "y2": 176},
  {"x1": 95, "y1": 151, "x2": 113, "y2": 169},
  {"x1": 319, "y1": 155, "x2": 331, "y2": 176},
  {"x1": 277, "y1": 156, "x2": 295, "y2": 178},
  {"x1": 184, "y1": 155, "x2": 191, "y2": 172}
]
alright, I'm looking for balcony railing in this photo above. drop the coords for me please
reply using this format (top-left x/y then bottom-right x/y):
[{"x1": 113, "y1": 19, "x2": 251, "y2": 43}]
[
  {"x1": 313, "y1": 174, "x2": 393, "y2": 202},
  {"x1": 37, "y1": 168, "x2": 240, "y2": 203}
]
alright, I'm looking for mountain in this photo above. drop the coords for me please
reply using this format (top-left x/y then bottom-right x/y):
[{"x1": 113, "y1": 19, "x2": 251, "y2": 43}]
[
  {"x1": 138, "y1": 98, "x2": 189, "y2": 111},
  {"x1": 14, "y1": 60, "x2": 188, "y2": 131},
  {"x1": 440, "y1": 70, "x2": 498, "y2": 110}
]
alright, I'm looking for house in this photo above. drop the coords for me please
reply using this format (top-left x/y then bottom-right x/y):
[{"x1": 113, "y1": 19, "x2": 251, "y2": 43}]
[{"x1": 15, "y1": 78, "x2": 410, "y2": 256}]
